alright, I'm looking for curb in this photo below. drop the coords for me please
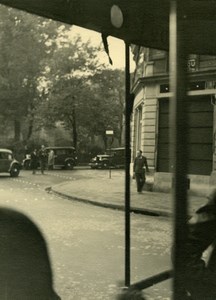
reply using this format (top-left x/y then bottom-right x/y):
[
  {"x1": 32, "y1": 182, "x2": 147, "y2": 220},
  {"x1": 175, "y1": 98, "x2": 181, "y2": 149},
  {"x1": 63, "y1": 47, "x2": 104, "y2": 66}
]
[{"x1": 49, "y1": 187, "x2": 172, "y2": 218}]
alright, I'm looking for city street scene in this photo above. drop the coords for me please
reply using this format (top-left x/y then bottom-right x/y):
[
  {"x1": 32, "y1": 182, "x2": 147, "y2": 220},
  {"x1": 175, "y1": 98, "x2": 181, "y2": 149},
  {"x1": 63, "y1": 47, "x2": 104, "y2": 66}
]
[
  {"x1": 0, "y1": 1, "x2": 215, "y2": 300},
  {"x1": 0, "y1": 168, "x2": 175, "y2": 299}
]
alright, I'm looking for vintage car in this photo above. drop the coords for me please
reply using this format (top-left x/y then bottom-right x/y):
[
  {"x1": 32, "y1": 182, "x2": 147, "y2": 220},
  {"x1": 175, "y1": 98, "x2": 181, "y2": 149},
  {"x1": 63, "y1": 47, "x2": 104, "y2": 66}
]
[
  {"x1": 23, "y1": 146, "x2": 77, "y2": 170},
  {"x1": 89, "y1": 147, "x2": 125, "y2": 169},
  {"x1": 0, "y1": 149, "x2": 21, "y2": 177},
  {"x1": 89, "y1": 154, "x2": 111, "y2": 169},
  {"x1": 45, "y1": 146, "x2": 77, "y2": 170}
]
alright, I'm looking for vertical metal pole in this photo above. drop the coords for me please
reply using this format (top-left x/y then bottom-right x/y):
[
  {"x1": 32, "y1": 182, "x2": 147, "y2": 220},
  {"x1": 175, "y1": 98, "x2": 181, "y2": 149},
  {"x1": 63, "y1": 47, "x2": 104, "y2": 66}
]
[
  {"x1": 169, "y1": 1, "x2": 189, "y2": 299},
  {"x1": 125, "y1": 42, "x2": 131, "y2": 287},
  {"x1": 109, "y1": 145, "x2": 111, "y2": 179}
]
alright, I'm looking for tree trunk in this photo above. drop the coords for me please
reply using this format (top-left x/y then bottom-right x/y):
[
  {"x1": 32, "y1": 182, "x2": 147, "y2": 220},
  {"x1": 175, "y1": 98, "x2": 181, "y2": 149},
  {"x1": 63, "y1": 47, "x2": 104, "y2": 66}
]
[
  {"x1": 25, "y1": 112, "x2": 35, "y2": 141},
  {"x1": 26, "y1": 120, "x2": 34, "y2": 141},
  {"x1": 90, "y1": 133, "x2": 95, "y2": 144},
  {"x1": 14, "y1": 119, "x2": 21, "y2": 142},
  {"x1": 102, "y1": 134, "x2": 107, "y2": 150},
  {"x1": 72, "y1": 106, "x2": 77, "y2": 150},
  {"x1": 119, "y1": 113, "x2": 124, "y2": 146}
]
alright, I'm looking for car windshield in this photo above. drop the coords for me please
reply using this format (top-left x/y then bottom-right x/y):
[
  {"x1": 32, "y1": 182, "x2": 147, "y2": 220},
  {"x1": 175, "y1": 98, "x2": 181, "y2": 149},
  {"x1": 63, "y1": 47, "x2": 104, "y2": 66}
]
[
  {"x1": 55, "y1": 150, "x2": 67, "y2": 155},
  {"x1": 47, "y1": 148, "x2": 75, "y2": 155}
]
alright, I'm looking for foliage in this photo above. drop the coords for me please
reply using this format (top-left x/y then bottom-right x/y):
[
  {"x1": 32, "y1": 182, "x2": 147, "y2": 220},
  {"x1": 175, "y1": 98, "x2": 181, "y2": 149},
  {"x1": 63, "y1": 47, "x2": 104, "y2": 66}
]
[
  {"x1": 40, "y1": 40, "x2": 125, "y2": 149},
  {"x1": 0, "y1": 7, "x2": 125, "y2": 153},
  {"x1": 0, "y1": 6, "x2": 59, "y2": 142},
  {"x1": 86, "y1": 69, "x2": 125, "y2": 146}
]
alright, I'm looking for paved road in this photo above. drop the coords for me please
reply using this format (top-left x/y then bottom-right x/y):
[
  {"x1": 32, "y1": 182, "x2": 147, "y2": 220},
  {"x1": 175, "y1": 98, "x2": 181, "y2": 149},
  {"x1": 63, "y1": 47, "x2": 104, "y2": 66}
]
[{"x1": 0, "y1": 170, "x2": 172, "y2": 299}]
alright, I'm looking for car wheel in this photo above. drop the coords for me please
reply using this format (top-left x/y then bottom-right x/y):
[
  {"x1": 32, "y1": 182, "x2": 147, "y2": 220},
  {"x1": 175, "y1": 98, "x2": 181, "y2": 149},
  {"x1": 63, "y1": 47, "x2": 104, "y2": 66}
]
[
  {"x1": 65, "y1": 161, "x2": 74, "y2": 170},
  {"x1": 10, "y1": 165, "x2": 20, "y2": 177},
  {"x1": 101, "y1": 161, "x2": 108, "y2": 169}
]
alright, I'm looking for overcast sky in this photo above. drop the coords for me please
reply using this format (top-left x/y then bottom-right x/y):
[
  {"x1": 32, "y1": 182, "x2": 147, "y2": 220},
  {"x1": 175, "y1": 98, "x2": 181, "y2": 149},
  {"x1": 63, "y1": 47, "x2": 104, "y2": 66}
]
[{"x1": 70, "y1": 25, "x2": 135, "y2": 71}]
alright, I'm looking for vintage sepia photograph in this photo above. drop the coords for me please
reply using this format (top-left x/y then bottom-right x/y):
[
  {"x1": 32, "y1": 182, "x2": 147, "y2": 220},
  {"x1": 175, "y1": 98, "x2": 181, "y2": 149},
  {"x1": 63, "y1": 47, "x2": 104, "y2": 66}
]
[{"x1": 0, "y1": 1, "x2": 215, "y2": 299}]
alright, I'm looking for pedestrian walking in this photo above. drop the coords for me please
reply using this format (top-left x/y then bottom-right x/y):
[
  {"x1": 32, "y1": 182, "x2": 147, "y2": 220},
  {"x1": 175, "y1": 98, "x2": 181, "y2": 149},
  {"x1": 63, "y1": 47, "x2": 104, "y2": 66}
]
[
  {"x1": 48, "y1": 149, "x2": 55, "y2": 170},
  {"x1": 30, "y1": 149, "x2": 38, "y2": 175},
  {"x1": 38, "y1": 145, "x2": 47, "y2": 174},
  {"x1": 133, "y1": 150, "x2": 149, "y2": 193}
]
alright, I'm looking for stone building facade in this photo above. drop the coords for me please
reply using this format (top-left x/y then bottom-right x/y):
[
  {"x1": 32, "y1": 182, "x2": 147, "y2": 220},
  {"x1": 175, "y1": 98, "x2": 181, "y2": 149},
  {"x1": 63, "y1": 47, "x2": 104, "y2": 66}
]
[{"x1": 131, "y1": 47, "x2": 216, "y2": 194}]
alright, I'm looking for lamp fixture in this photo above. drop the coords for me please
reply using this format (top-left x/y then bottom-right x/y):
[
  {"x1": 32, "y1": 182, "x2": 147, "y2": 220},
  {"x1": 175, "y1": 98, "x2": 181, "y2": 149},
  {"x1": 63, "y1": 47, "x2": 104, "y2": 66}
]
[{"x1": 110, "y1": 5, "x2": 123, "y2": 28}]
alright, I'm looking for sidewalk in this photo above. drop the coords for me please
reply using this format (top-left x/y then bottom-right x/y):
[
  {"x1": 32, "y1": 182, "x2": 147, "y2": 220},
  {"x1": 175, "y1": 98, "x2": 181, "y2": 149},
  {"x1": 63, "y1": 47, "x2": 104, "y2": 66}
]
[{"x1": 50, "y1": 172, "x2": 209, "y2": 218}]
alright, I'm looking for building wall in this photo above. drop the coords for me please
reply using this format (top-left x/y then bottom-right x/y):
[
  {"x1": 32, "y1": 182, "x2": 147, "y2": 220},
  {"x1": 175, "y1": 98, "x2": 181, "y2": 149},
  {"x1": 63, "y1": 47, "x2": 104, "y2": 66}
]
[
  {"x1": 131, "y1": 46, "x2": 216, "y2": 187},
  {"x1": 142, "y1": 86, "x2": 157, "y2": 169},
  {"x1": 131, "y1": 87, "x2": 143, "y2": 158},
  {"x1": 131, "y1": 84, "x2": 158, "y2": 169}
]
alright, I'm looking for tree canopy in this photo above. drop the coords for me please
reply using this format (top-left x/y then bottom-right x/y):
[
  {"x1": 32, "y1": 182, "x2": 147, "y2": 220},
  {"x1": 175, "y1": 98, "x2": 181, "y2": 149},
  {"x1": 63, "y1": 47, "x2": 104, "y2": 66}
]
[
  {"x1": 38, "y1": 30, "x2": 125, "y2": 150},
  {"x1": 0, "y1": 6, "x2": 125, "y2": 156},
  {"x1": 0, "y1": 6, "x2": 59, "y2": 142}
]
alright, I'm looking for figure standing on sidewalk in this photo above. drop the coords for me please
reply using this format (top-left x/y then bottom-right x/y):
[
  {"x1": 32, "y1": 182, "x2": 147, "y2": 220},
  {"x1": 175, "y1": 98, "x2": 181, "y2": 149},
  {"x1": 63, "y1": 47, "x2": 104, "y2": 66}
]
[
  {"x1": 38, "y1": 145, "x2": 47, "y2": 174},
  {"x1": 48, "y1": 149, "x2": 55, "y2": 170},
  {"x1": 133, "y1": 150, "x2": 149, "y2": 193},
  {"x1": 30, "y1": 149, "x2": 38, "y2": 175}
]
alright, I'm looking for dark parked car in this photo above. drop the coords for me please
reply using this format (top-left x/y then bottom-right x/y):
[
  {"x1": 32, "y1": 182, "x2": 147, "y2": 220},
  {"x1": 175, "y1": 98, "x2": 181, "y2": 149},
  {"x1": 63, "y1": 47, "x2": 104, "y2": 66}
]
[
  {"x1": 0, "y1": 149, "x2": 21, "y2": 177},
  {"x1": 89, "y1": 154, "x2": 111, "y2": 169},
  {"x1": 46, "y1": 146, "x2": 77, "y2": 170},
  {"x1": 89, "y1": 147, "x2": 125, "y2": 169},
  {"x1": 23, "y1": 146, "x2": 77, "y2": 170}
]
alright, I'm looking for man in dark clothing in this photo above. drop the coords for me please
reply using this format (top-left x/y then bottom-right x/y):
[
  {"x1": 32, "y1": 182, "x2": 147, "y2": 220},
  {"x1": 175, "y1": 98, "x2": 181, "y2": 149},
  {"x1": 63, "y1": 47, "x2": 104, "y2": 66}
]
[
  {"x1": 133, "y1": 150, "x2": 149, "y2": 193},
  {"x1": 38, "y1": 145, "x2": 47, "y2": 174},
  {"x1": 30, "y1": 149, "x2": 38, "y2": 175}
]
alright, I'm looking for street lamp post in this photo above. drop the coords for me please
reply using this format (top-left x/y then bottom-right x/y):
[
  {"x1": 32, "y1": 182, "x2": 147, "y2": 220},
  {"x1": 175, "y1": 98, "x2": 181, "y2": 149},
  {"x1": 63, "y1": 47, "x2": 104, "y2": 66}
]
[{"x1": 105, "y1": 129, "x2": 114, "y2": 179}]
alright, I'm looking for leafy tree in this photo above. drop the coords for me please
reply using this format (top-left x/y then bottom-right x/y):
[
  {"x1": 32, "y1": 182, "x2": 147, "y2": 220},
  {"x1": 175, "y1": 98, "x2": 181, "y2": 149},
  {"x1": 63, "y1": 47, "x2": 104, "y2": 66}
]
[
  {"x1": 0, "y1": 6, "x2": 59, "y2": 142},
  {"x1": 86, "y1": 69, "x2": 125, "y2": 148},
  {"x1": 38, "y1": 34, "x2": 104, "y2": 149},
  {"x1": 25, "y1": 22, "x2": 126, "y2": 152},
  {"x1": 0, "y1": 5, "x2": 126, "y2": 156},
  {"x1": 39, "y1": 33, "x2": 125, "y2": 150}
]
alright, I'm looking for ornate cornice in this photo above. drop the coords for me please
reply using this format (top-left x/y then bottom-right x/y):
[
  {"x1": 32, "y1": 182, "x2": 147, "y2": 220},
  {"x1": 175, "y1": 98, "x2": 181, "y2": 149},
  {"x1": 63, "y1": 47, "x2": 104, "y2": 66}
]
[{"x1": 132, "y1": 69, "x2": 216, "y2": 94}]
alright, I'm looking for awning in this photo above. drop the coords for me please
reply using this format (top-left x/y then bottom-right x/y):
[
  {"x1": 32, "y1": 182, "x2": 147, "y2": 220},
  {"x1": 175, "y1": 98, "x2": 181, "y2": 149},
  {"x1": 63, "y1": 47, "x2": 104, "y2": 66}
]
[{"x1": 0, "y1": 0, "x2": 216, "y2": 55}]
